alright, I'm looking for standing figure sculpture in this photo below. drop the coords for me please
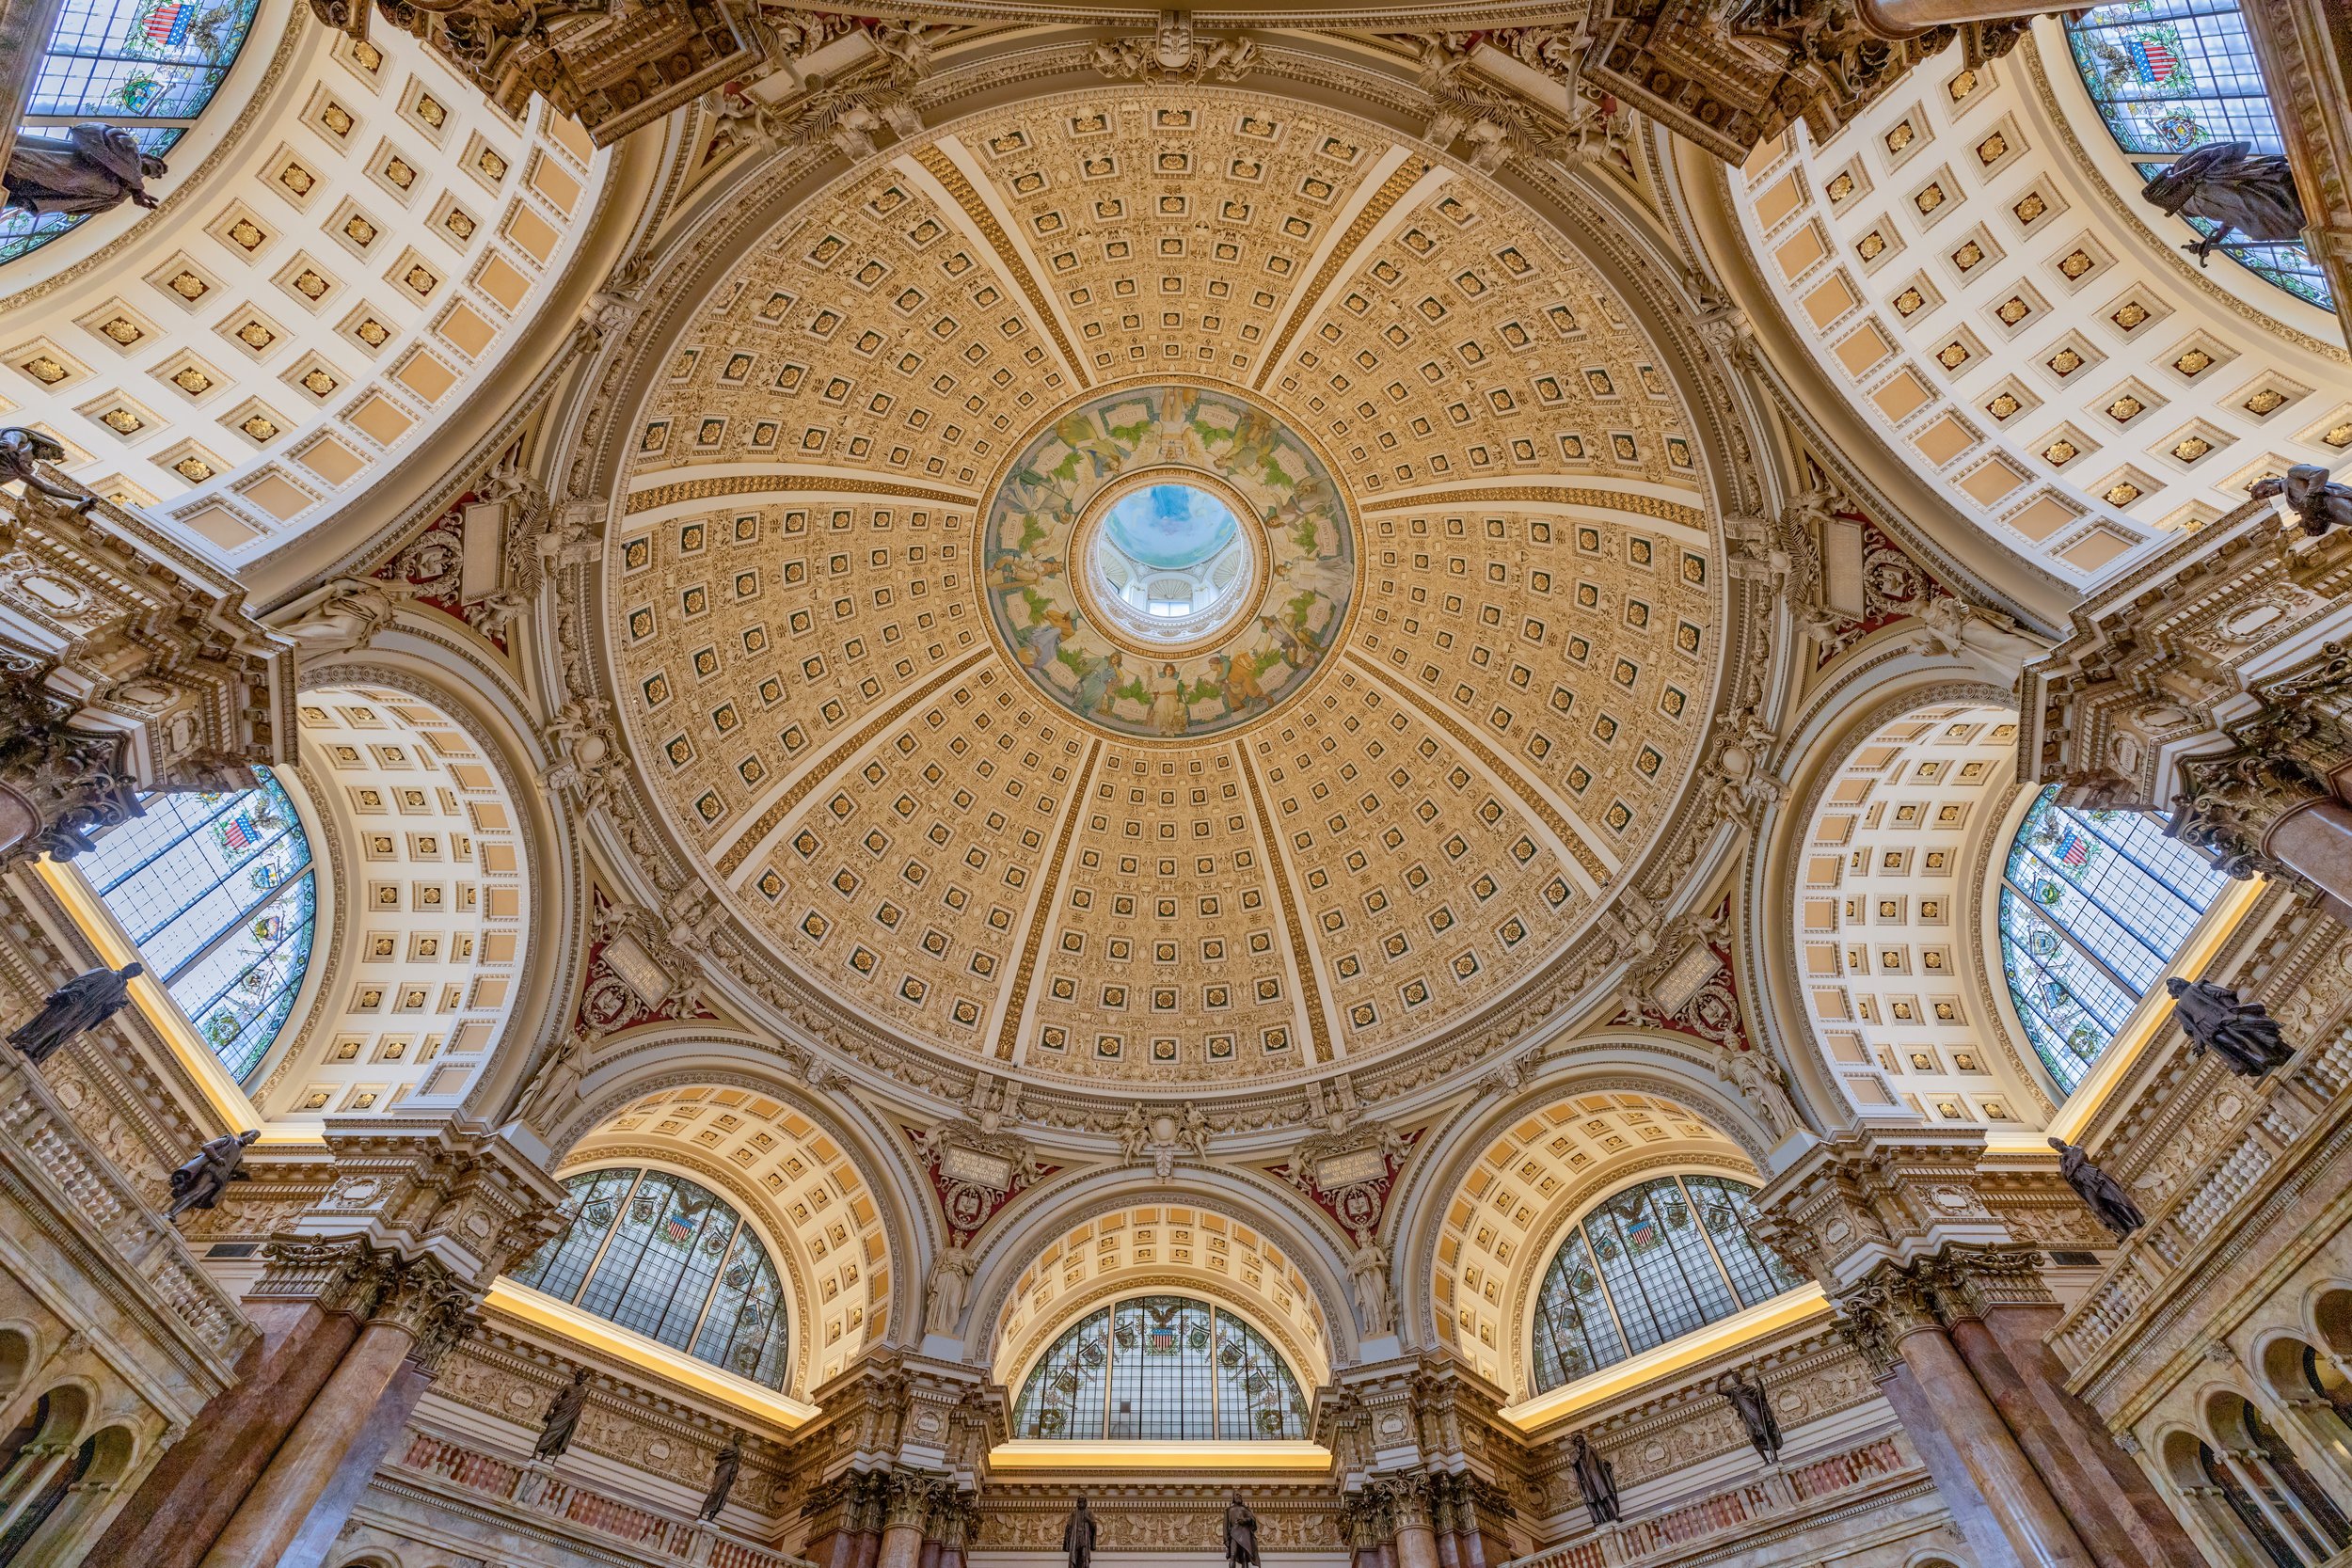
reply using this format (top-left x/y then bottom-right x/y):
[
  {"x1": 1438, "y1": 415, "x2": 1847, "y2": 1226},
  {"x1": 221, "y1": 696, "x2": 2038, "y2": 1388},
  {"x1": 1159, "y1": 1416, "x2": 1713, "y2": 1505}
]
[
  {"x1": 1348, "y1": 1238, "x2": 1395, "y2": 1337},
  {"x1": 0, "y1": 429, "x2": 97, "y2": 513},
  {"x1": 1569, "y1": 1431, "x2": 1620, "y2": 1526},
  {"x1": 2249, "y1": 465, "x2": 2352, "y2": 539},
  {"x1": 1716, "y1": 1370, "x2": 1782, "y2": 1464},
  {"x1": 700, "y1": 1429, "x2": 743, "y2": 1521},
  {"x1": 2050, "y1": 1138, "x2": 2146, "y2": 1239},
  {"x1": 534, "y1": 1365, "x2": 592, "y2": 1461},
  {"x1": 2167, "y1": 977, "x2": 2295, "y2": 1077},
  {"x1": 165, "y1": 1128, "x2": 259, "y2": 1218},
  {"x1": 2, "y1": 124, "x2": 168, "y2": 218},
  {"x1": 8, "y1": 962, "x2": 141, "y2": 1063},
  {"x1": 2139, "y1": 141, "x2": 2308, "y2": 265},
  {"x1": 1223, "y1": 1493, "x2": 1260, "y2": 1568},
  {"x1": 1062, "y1": 1496, "x2": 1098, "y2": 1568}
]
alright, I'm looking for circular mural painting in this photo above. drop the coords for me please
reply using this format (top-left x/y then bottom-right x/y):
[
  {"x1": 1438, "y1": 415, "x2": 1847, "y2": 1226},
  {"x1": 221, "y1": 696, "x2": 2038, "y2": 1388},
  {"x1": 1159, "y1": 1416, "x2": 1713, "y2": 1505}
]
[{"x1": 983, "y1": 385, "x2": 1356, "y2": 740}]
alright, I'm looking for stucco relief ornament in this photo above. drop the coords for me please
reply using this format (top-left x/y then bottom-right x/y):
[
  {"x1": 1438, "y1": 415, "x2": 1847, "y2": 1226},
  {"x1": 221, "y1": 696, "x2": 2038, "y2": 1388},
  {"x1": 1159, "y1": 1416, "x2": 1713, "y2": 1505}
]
[
  {"x1": 541, "y1": 696, "x2": 621, "y2": 810},
  {"x1": 1117, "y1": 1102, "x2": 1212, "y2": 1180},
  {"x1": 1090, "y1": 12, "x2": 1257, "y2": 83},
  {"x1": 1707, "y1": 705, "x2": 1784, "y2": 832},
  {"x1": 1280, "y1": 1110, "x2": 1417, "y2": 1242},
  {"x1": 907, "y1": 1100, "x2": 1054, "y2": 1245}
]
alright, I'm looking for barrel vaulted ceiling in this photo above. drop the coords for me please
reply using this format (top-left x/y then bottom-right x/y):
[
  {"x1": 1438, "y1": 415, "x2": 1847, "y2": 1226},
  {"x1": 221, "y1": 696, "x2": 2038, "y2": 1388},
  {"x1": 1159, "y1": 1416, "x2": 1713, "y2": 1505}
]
[{"x1": 604, "y1": 87, "x2": 1728, "y2": 1091}]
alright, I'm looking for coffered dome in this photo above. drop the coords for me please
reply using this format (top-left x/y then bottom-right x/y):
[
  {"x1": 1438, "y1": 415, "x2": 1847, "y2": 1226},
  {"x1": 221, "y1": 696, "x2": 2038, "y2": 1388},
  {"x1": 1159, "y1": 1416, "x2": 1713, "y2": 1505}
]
[{"x1": 605, "y1": 85, "x2": 1726, "y2": 1089}]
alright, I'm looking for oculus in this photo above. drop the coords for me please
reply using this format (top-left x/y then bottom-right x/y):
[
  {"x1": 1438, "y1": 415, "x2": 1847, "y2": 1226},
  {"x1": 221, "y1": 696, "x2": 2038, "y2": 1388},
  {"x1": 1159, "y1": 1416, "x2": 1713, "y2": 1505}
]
[{"x1": 985, "y1": 385, "x2": 1354, "y2": 740}]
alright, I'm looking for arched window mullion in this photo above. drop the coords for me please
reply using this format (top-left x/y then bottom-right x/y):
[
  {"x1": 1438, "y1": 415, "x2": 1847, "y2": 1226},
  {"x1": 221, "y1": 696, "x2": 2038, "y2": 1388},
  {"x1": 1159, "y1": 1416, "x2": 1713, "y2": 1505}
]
[
  {"x1": 567, "y1": 1168, "x2": 647, "y2": 1307},
  {"x1": 2001, "y1": 879, "x2": 2145, "y2": 1005},
  {"x1": 85, "y1": 789, "x2": 251, "y2": 903},
  {"x1": 2008, "y1": 837, "x2": 2179, "y2": 987},
  {"x1": 163, "y1": 859, "x2": 312, "y2": 991}
]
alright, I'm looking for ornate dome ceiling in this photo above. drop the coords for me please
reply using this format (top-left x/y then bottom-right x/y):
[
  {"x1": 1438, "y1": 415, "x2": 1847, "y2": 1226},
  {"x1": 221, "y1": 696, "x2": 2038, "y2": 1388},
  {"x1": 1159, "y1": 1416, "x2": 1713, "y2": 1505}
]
[{"x1": 605, "y1": 85, "x2": 1727, "y2": 1090}]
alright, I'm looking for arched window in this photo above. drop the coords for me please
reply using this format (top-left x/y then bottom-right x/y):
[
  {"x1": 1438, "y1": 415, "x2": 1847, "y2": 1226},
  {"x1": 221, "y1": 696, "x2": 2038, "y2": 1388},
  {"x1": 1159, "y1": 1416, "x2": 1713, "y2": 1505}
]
[
  {"x1": 2063, "y1": 0, "x2": 2331, "y2": 309},
  {"x1": 510, "y1": 1167, "x2": 789, "y2": 1391},
  {"x1": 75, "y1": 768, "x2": 317, "y2": 1082},
  {"x1": 1012, "y1": 1294, "x2": 1309, "y2": 1441},
  {"x1": 3, "y1": 0, "x2": 267, "y2": 264},
  {"x1": 1997, "y1": 785, "x2": 2230, "y2": 1095},
  {"x1": 1530, "y1": 1174, "x2": 1805, "y2": 1393}
]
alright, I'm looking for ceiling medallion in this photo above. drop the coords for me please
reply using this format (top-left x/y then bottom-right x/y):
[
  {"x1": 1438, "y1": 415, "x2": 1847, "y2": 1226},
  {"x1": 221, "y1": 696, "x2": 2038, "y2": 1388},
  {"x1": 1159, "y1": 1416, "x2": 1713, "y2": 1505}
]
[{"x1": 983, "y1": 384, "x2": 1356, "y2": 741}]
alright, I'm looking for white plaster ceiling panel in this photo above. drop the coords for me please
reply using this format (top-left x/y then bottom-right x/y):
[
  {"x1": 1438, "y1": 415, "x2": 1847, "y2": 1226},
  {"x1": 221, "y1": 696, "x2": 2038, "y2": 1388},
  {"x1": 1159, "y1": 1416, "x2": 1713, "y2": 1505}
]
[
  {"x1": 0, "y1": 26, "x2": 605, "y2": 560},
  {"x1": 251, "y1": 687, "x2": 529, "y2": 1118},
  {"x1": 994, "y1": 1202, "x2": 1328, "y2": 1390},
  {"x1": 608, "y1": 87, "x2": 1724, "y2": 1090},
  {"x1": 1431, "y1": 1092, "x2": 1743, "y2": 1393},
  {"x1": 1729, "y1": 28, "x2": 2352, "y2": 586},
  {"x1": 581, "y1": 1085, "x2": 895, "y2": 1386},
  {"x1": 1790, "y1": 703, "x2": 2053, "y2": 1125}
]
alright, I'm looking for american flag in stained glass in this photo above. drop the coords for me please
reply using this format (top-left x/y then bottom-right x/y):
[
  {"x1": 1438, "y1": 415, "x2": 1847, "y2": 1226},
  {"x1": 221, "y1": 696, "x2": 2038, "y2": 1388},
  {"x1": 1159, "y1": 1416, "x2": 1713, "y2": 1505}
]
[
  {"x1": 1623, "y1": 1212, "x2": 1661, "y2": 1253},
  {"x1": 215, "y1": 813, "x2": 260, "y2": 854},
  {"x1": 2057, "y1": 830, "x2": 2090, "y2": 868},
  {"x1": 1147, "y1": 1322, "x2": 1177, "y2": 1352},
  {"x1": 662, "y1": 1210, "x2": 695, "y2": 1245},
  {"x1": 2124, "y1": 37, "x2": 2178, "y2": 85}
]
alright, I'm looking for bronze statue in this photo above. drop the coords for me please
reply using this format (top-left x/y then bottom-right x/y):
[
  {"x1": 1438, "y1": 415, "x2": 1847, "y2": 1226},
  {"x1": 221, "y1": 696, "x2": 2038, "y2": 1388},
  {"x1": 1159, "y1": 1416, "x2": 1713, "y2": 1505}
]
[
  {"x1": 2140, "y1": 141, "x2": 2308, "y2": 265},
  {"x1": 699, "y1": 1428, "x2": 743, "y2": 1521},
  {"x1": 1223, "y1": 1494, "x2": 1260, "y2": 1568},
  {"x1": 1061, "y1": 1496, "x2": 1097, "y2": 1568},
  {"x1": 2167, "y1": 976, "x2": 2294, "y2": 1078},
  {"x1": 8, "y1": 963, "x2": 141, "y2": 1063},
  {"x1": 2050, "y1": 1138, "x2": 2146, "y2": 1240},
  {"x1": 165, "y1": 1128, "x2": 258, "y2": 1218},
  {"x1": 2, "y1": 124, "x2": 167, "y2": 218},
  {"x1": 534, "y1": 1366, "x2": 592, "y2": 1460},
  {"x1": 2249, "y1": 465, "x2": 2352, "y2": 539},
  {"x1": 1716, "y1": 1370, "x2": 1782, "y2": 1463},
  {"x1": 1569, "y1": 1431, "x2": 1620, "y2": 1526},
  {"x1": 0, "y1": 429, "x2": 97, "y2": 514}
]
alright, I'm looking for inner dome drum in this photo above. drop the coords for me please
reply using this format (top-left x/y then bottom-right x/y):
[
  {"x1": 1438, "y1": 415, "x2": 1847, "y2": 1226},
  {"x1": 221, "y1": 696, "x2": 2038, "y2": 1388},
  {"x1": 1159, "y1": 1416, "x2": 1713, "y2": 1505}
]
[{"x1": 985, "y1": 385, "x2": 1356, "y2": 741}]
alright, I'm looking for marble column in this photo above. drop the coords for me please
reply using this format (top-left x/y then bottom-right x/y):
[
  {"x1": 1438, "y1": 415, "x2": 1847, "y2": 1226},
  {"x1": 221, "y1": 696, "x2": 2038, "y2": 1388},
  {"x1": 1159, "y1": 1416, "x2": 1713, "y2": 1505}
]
[
  {"x1": 196, "y1": 1320, "x2": 417, "y2": 1568},
  {"x1": 1389, "y1": 1476, "x2": 1442, "y2": 1568},
  {"x1": 1430, "y1": 1476, "x2": 1461, "y2": 1568},
  {"x1": 875, "y1": 1471, "x2": 936, "y2": 1568},
  {"x1": 801, "y1": 1473, "x2": 869, "y2": 1568},
  {"x1": 1933, "y1": 1249, "x2": 2207, "y2": 1568},
  {"x1": 1846, "y1": 1267, "x2": 2098, "y2": 1568},
  {"x1": 197, "y1": 1253, "x2": 472, "y2": 1568},
  {"x1": 87, "y1": 1288, "x2": 366, "y2": 1568}
]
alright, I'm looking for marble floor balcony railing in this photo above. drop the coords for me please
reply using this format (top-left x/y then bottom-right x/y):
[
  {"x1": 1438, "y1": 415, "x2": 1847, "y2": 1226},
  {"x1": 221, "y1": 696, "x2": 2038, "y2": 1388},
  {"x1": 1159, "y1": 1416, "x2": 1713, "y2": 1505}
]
[
  {"x1": 392, "y1": 1428, "x2": 817, "y2": 1568},
  {"x1": 1502, "y1": 1435, "x2": 1920, "y2": 1568}
]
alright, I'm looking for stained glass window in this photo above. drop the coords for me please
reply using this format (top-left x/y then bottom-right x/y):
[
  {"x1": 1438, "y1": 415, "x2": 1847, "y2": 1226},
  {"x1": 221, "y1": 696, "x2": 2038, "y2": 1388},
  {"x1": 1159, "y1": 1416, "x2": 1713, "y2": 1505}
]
[
  {"x1": 510, "y1": 1167, "x2": 790, "y2": 1391},
  {"x1": 74, "y1": 769, "x2": 316, "y2": 1082},
  {"x1": 1998, "y1": 785, "x2": 2231, "y2": 1094},
  {"x1": 3, "y1": 0, "x2": 265, "y2": 265},
  {"x1": 1530, "y1": 1175, "x2": 1804, "y2": 1394},
  {"x1": 2064, "y1": 1, "x2": 2330, "y2": 308},
  {"x1": 1012, "y1": 1294, "x2": 1309, "y2": 1441}
]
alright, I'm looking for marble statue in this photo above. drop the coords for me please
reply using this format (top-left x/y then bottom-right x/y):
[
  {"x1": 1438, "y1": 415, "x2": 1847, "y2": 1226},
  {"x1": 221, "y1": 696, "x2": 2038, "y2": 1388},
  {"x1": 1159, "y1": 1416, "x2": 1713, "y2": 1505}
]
[
  {"x1": 1569, "y1": 1431, "x2": 1620, "y2": 1525},
  {"x1": 165, "y1": 1129, "x2": 259, "y2": 1218},
  {"x1": 2140, "y1": 141, "x2": 2308, "y2": 265},
  {"x1": 2167, "y1": 977, "x2": 2294, "y2": 1078},
  {"x1": 516, "y1": 1031, "x2": 590, "y2": 1131},
  {"x1": 1062, "y1": 1496, "x2": 1097, "y2": 1568},
  {"x1": 924, "y1": 1243, "x2": 973, "y2": 1336},
  {"x1": 1716, "y1": 1370, "x2": 1782, "y2": 1463},
  {"x1": 1224, "y1": 1494, "x2": 1260, "y2": 1568},
  {"x1": 534, "y1": 1366, "x2": 592, "y2": 1460},
  {"x1": 0, "y1": 429, "x2": 97, "y2": 513},
  {"x1": 2249, "y1": 465, "x2": 2352, "y2": 539},
  {"x1": 2050, "y1": 1138, "x2": 2146, "y2": 1239},
  {"x1": 8, "y1": 963, "x2": 141, "y2": 1063},
  {"x1": 700, "y1": 1429, "x2": 743, "y2": 1521},
  {"x1": 2, "y1": 124, "x2": 167, "y2": 217},
  {"x1": 1348, "y1": 1238, "x2": 1395, "y2": 1337}
]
